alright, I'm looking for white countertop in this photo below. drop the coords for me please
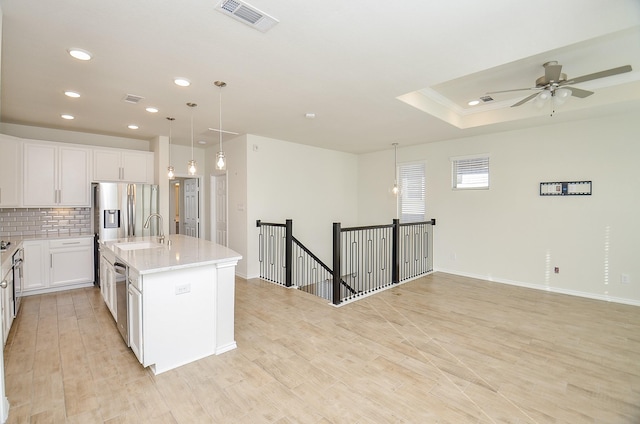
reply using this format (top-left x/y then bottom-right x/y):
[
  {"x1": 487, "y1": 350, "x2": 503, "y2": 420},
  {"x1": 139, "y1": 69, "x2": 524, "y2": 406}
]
[{"x1": 102, "y1": 234, "x2": 242, "y2": 275}]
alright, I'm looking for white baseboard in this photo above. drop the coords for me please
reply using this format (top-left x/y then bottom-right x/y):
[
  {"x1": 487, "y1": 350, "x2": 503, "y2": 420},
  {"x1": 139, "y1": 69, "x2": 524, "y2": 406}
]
[
  {"x1": 21, "y1": 282, "x2": 94, "y2": 297},
  {"x1": 434, "y1": 268, "x2": 640, "y2": 307},
  {"x1": 1, "y1": 397, "x2": 9, "y2": 424}
]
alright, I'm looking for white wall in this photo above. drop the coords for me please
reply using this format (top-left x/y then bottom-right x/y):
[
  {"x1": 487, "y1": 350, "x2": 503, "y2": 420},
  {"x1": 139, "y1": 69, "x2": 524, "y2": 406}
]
[
  {"x1": 358, "y1": 111, "x2": 640, "y2": 305},
  {"x1": 223, "y1": 135, "x2": 248, "y2": 277},
  {"x1": 244, "y1": 135, "x2": 359, "y2": 279}
]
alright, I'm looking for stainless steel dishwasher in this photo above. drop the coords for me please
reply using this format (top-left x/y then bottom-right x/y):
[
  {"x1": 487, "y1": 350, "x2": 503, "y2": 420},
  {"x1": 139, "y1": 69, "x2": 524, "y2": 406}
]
[{"x1": 114, "y1": 261, "x2": 129, "y2": 345}]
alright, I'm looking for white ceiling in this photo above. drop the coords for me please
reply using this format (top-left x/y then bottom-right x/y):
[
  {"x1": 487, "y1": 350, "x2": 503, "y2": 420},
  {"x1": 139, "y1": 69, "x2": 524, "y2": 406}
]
[{"x1": 1, "y1": 0, "x2": 639, "y2": 154}]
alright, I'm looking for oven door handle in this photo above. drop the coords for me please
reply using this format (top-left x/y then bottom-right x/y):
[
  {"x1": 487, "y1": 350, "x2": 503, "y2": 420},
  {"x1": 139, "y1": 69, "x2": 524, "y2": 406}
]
[{"x1": 114, "y1": 262, "x2": 128, "y2": 275}]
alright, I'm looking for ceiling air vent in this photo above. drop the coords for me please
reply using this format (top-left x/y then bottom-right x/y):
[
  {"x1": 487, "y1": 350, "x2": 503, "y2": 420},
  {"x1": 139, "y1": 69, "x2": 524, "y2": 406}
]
[
  {"x1": 480, "y1": 95, "x2": 494, "y2": 103},
  {"x1": 123, "y1": 94, "x2": 144, "y2": 104},
  {"x1": 216, "y1": 0, "x2": 279, "y2": 32}
]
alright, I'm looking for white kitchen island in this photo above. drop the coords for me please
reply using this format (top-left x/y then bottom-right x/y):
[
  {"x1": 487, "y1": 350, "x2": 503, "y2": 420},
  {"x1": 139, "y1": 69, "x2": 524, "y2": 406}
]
[{"x1": 102, "y1": 234, "x2": 242, "y2": 375}]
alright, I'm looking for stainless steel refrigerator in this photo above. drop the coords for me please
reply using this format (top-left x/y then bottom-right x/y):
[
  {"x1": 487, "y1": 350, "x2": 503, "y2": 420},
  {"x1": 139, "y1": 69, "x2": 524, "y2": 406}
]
[
  {"x1": 93, "y1": 182, "x2": 159, "y2": 241},
  {"x1": 92, "y1": 182, "x2": 159, "y2": 285}
]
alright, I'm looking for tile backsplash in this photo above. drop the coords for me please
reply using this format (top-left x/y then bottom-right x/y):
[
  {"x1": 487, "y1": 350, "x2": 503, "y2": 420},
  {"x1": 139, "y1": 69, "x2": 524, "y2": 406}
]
[{"x1": 0, "y1": 207, "x2": 92, "y2": 238}]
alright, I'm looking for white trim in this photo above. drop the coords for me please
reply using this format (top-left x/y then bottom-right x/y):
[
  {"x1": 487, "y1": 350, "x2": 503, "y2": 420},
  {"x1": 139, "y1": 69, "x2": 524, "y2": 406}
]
[
  {"x1": 434, "y1": 268, "x2": 640, "y2": 307},
  {"x1": 449, "y1": 153, "x2": 491, "y2": 162},
  {"x1": 1, "y1": 397, "x2": 8, "y2": 424},
  {"x1": 21, "y1": 282, "x2": 94, "y2": 297}
]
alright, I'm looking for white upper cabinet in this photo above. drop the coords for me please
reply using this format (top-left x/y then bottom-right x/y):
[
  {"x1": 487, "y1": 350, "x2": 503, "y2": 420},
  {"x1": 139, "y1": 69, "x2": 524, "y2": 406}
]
[
  {"x1": 23, "y1": 142, "x2": 91, "y2": 207},
  {"x1": 93, "y1": 149, "x2": 153, "y2": 183},
  {"x1": 0, "y1": 134, "x2": 23, "y2": 207}
]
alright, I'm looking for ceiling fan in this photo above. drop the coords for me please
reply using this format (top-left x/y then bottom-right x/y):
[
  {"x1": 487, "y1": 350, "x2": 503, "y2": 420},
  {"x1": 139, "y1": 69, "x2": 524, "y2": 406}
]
[{"x1": 488, "y1": 61, "x2": 633, "y2": 107}]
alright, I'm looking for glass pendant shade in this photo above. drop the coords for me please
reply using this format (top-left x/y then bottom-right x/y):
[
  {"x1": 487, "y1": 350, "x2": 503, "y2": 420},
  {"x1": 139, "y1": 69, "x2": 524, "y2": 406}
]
[
  {"x1": 167, "y1": 117, "x2": 175, "y2": 180},
  {"x1": 188, "y1": 160, "x2": 197, "y2": 176},
  {"x1": 216, "y1": 151, "x2": 226, "y2": 170}
]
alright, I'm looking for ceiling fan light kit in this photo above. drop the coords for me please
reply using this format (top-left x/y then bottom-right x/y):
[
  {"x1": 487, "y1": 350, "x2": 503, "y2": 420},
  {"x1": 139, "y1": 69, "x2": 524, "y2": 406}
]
[{"x1": 487, "y1": 61, "x2": 633, "y2": 114}]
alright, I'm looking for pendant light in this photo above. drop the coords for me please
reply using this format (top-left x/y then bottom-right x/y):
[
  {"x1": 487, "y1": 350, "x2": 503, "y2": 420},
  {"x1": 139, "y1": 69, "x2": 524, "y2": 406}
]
[
  {"x1": 167, "y1": 117, "x2": 175, "y2": 180},
  {"x1": 186, "y1": 102, "x2": 197, "y2": 175},
  {"x1": 214, "y1": 81, "x2": 227, "y2": 171},
  {"x1": 391, "y1": 143, "x2": 399, "y2": 195}
]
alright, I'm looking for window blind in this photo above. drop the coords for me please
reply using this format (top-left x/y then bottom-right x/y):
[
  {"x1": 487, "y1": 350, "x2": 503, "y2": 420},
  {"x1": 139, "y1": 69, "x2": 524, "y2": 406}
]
[{"x1": 452, "y1": 156, "x2": 489, "y2": 189}]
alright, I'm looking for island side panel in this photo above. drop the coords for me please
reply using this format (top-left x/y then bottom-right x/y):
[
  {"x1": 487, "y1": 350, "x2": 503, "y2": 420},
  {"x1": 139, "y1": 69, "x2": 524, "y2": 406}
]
[
  {"x1": 143, "y1": 265, "x2": 217, "y2": 374},
  {"x1": 215, "y1": 261, "x2": 238, "y2": 354}
]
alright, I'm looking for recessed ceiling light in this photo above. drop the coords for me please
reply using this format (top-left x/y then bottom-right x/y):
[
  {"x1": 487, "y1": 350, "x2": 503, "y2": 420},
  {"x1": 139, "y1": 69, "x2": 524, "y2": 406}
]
[
  {"x1": 305, "y1": 113, "x2": 316, "y2": 119},
  {"x1": 128, "y1": 124, "x2": 139, "y2": 130},
  {"x1": 198, "y1": 140, "x2": 207, "y2": 145},
  {"x1": 61, "y1": 114, "x2": 75, "y2": 120},
  {"x1": 145, "y1": 107, "x2": 159, "y2": 113},
  {"x1": 174, "y1": 78, "x2": 191, "y2": 87},
  {"x1": 467, "y1": 100, "x2": 480, "y2": 106},
  {"x1": 67, "y1": 48, "x2": 92, "y2": 61},
  {"x1": 64, "y1": 91, "x2": 81, "y2": 98}
]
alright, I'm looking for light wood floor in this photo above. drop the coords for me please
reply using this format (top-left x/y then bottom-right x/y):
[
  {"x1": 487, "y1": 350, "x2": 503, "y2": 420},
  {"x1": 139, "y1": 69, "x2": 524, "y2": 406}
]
[{"x1": 4, "y1": 273, "x2": 640, "y2": 423}]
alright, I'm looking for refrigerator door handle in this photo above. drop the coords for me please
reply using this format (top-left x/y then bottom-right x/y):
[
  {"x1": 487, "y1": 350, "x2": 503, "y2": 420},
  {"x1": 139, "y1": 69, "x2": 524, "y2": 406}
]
[{"x1": 128, "y1": 184, "x2": 135, "y2": 236}]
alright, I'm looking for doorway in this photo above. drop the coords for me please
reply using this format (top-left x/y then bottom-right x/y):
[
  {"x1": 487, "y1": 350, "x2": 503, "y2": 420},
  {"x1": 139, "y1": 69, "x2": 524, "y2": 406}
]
[
  {"x1": 211, "y1": 174, "x2": 228, "y2": 246},
  {"x1": 168, "y1": 177, "x2": 200, "y2": 238}
]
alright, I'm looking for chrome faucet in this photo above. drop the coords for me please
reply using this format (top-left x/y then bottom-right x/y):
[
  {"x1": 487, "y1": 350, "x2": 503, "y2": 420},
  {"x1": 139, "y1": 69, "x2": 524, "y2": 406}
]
[{"x1": 143, "y1": 213, "x2": 165, "y2": 244}]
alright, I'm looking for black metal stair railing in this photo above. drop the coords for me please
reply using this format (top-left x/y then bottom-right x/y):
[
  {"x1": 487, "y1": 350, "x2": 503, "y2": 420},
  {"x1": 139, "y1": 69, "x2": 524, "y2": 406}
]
[
  {"x1": 292, "y1": 236, "x2": 358, "y2": 301},
  {"x1": 257, "y1": 220, "x2": 287, "y2": 286},
  {"x1": 258, "y1": 218, "x2": 435, "y2": 306},
  {"x1": 256, "y1": 220, "x2": 357, "y2": 301}
]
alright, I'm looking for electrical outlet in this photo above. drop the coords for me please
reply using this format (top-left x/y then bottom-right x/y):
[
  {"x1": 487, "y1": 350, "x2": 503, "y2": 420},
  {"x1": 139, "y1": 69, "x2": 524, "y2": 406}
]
[
  {"x1": 621, "y1": 274, "x2": 630, "y2": 284},
  {"x1": 175, "y1": 283, "x2": 191, "y2": 295}
]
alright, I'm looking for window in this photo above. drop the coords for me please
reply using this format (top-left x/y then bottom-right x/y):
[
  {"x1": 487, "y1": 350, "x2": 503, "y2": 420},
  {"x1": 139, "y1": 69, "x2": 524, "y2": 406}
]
[
  {"x1": 451, "y1": 155, "x2": 489, "y2": 189},
  {"x1": 398, "y1": 162, "x2": 425, "y2": 223}
]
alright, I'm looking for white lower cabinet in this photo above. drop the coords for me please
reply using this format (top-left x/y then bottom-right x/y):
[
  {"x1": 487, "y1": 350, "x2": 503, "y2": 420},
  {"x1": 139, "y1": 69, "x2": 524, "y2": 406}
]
[
  {"x1": 100, "y1": 249, "x2": 117, "y2": 320},
  {"x1": 128, "y1": 270, "x2": 143, "y2": 363},
  {"x1": 49, "y1": 238, "x2": 93, "y2": 287},
  {"x1": 23, "y1": 237, "x2": 94, "y2": 295},
  {"x1": 23, "y1": 240, "x2": 48, "y2": 292}
]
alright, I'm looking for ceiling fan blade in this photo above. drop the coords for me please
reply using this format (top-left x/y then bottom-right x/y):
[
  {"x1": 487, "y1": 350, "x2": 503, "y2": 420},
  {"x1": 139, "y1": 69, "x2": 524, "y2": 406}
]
[
  {"x1": 487, "y1": 87, "x2": 537, "y2": 94},
  {"x1": 545, "y1": 64, "x2": 563, "y2": 82},
  {"x1": 565, "y1": 65, "x2": 632, "y2": 85},
  {"x1": 511, "y1": 92, "x2": 538, "y2": 107},
  {"x1": 565, "y1": 87, "x2": 594, "y2": 98}
]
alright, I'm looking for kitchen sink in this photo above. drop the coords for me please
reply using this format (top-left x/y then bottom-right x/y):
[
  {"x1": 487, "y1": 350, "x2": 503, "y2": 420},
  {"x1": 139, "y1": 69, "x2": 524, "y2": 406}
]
[{"x1": 114, "y1": 241, "x2": 164, "y2": 251}]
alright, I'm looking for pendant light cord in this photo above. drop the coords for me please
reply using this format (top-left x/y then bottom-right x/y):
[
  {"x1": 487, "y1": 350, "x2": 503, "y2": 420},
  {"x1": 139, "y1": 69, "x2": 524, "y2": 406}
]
[
  {"x1": 393, "y1": 143, "x2": 398, "y2": 186},
  {"x1": 167, "y1": 117, "x2": 173, "y2": 163},
  {"x1": 219, "y1": 85, "x2": 223, "y2": 151}
]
